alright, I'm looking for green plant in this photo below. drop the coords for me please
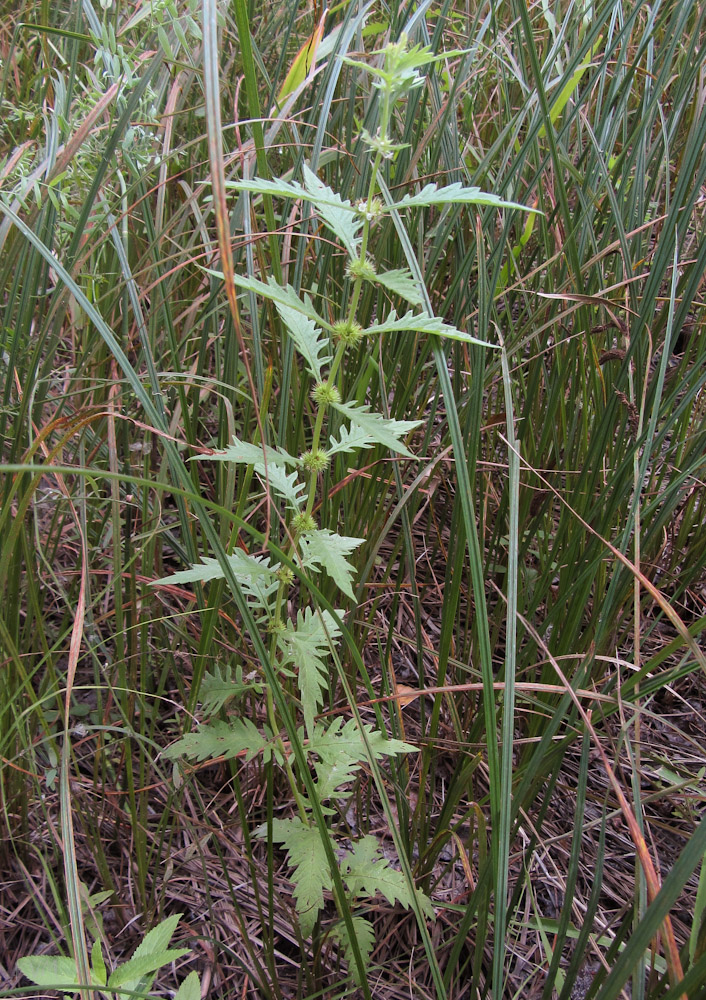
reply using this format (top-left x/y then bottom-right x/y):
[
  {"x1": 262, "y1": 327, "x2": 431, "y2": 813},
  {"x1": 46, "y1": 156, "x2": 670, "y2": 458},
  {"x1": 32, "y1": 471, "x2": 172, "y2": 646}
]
[
  {"x1": 156, "y1": 33, "x2": 534, "y2": 986},
  {"x1": 18, "y1": 911, "x2": 200, "y2": 1000},
  {"x1": 3, "y1": 0, "x2": 706, "y2": 996}
]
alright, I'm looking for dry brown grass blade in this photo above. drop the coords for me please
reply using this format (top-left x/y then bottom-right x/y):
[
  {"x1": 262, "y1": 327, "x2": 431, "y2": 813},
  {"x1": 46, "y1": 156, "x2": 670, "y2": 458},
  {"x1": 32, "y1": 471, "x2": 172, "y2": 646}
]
[
  {"x1": 505, "y1": 437, "x2": 706, "y2": 676},
  {"x1": 494, "y1": 439, "x2": 699, "y2": 991},
  {"x1": 360, "y1": 681, "x2": 617, "y2": 706},
  {"x1": 509, "y1": 603, "x2": 687, "y2": 997},
  {"x1": 26, "y1": 417, "x2": 95, "y2": 998}
]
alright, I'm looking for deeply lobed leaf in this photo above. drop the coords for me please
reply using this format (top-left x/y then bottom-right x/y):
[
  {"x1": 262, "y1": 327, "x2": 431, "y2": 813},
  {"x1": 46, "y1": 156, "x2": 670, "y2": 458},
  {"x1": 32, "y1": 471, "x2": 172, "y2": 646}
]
[{"x1": 164, "y1": 719, "x2": 273, "y2": 763}]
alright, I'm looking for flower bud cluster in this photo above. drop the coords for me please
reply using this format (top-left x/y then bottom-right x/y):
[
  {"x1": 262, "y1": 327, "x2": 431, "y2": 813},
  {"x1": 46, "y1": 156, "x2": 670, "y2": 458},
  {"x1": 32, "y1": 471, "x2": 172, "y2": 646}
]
[
  {"x1": 347, "y1": 256, "x2": 376, "y2": 282},
  {"x1": 311, "y1": 380, "x2": 341, "y2": 406},
  {"x1": 300, "y1": 449, "x2": 330, "y2": 473},
  {"x1": 291, "y1": 512, "x2": 317, "y2": 534},
  {"x1": 332, "y1": 319, "x2": 363, "y2": 346}
]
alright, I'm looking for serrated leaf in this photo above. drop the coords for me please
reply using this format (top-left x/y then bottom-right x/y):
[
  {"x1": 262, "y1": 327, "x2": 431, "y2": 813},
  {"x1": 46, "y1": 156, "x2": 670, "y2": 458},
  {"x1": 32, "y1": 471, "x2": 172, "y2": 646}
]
[
  {"x1": 202, "y1": 438, "x2": 295, "y2": 469},
  {"x1": 216, "y1": 272, "x2": 324, "y2": 323},
  {"x1": 340, "y1": 43, "x2": 468, "y2": 90},
  {"x1": 326, "y1": 422, "x2": 376, "y2": 457},
  {"x1": 16, "y1": 956, "x2": 81, "y2": 991},
  {"x1": 341, "y1": 836, "x2": 434, "y2": 918},
  {"x1": 226, "y1": 174, "x2": 362, "y2": 256},
  {"x1": 174, "y1": 971, "x2": 202, "y2": 1000},
  {"x1": 200, "y1": 664, "x2": 263, "y2": 715},
  {"x1": 104, "y1": 914, "x2": 187, "y2": 996},
  {"x1": 275, "y1": 300, "x2": 331, "y2": 381},
  {"x1": 306, "y1": 717, "x2": 418, "y2": 798},
  {"x1": 311, "y1": 717, "x2": 418, "y2": 764},
  {"x1": 164, "y1": 719, "x2": 272, "y2": 763},
  {"x1": 393, "y1": 181, "x2": 539, "y2": 213},
  {"x1": 374, "y1": 267, "x2": 423, "y2": 306},
  {"x1": 278, "y1": 608, "x2": 341, "y2": 735},
  {"x1": 329, "y1": 916, "x2": 375, "y2": 985},
  {"x1": 108, "y1": 949, "x2": 189, "y2": 989},
  {"x1": 312, "y1": 754, "x2": 361, "y2": 800},
  {"x1": 257, "y1": 463, "x2": 307, "y2": 508},
  {"x1": 226, "y1": 176, "x2": 356, "y2": 214},
  {"x1": 302, "y1": 164, "x2": 362, "y2": 255},
  {"x1": 298, "y1": 528, "x2": 364, "y2": 599},
  {"x1": 365, "y1": 309, "x2": 497, "y2": 347},
  {"x1": 203, "y1": 437, "x2": 305, "y2": 509},
  {"x1": 331, "y1": 400, "x2": 421, "y2": 458},
  {"x1": 153, "y1": 550, "x2": 279, "y2": 610},
  {"x1": 260, "y1": 817, "x2": 333, "y2": 937},
  {"x1": 130, "y1": 914, "x2": 181, "y2": 957}
]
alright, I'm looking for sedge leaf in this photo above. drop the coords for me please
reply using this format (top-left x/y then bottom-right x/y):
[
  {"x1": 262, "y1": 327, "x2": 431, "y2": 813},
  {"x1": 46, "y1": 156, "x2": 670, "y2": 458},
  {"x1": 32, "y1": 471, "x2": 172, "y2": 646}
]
[{"x1": 276, "y1": 5, "x2": 327, "y2": 105}]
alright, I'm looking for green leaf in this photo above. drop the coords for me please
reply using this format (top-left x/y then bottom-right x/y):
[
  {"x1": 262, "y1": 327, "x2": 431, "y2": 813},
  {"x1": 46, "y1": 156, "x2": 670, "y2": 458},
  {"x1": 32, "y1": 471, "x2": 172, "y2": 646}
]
[
  {"x1": 200, "y1": 663, "x2": 263, "y2": 715},
  {"x1": 326, "y1": 423, "x2": 376, "y2": 457},
  {"x1": 365, "y1": 309, "x2": 498, "y2": 347},
  {"x1": 302, "y1": 163, "x2": 363, "y2": 256},
  {"x1": 331, "y1": 400, "x2": 421, "y2": 458},
  {"x1": 340, "y1": 41, "x2": 467, "y2": 93},
  {"x1": 278, "y1": 608, "x2": 341, "y2": 735},
  {"x1": 16, "y1": 956, "x2": 82, "y2": 992},
  {"x1": 257, "y1": 464, "x2": 307, "y2": 508},
  {"x1": 108, "y1": 949, "x2": 190, "y2": 989},
  {"x1": 373, "y1": 267, "x2": 423, "y2": 306},
  {"x1": 298, "y1": 527, "x2": 364, "y2": 599},
  {"x1": 105, "y1": 914, "x2": 188, "y2": 996},
  {"x1": 226, "y1": 176, "x2": 357, "y2": 217},
  {"x1": 211, "y1": 272, "x2": 324, "y2": 322},
  {"x1": 275, "y1": 300, "x2": 331, "y2": 381},
  {"x1": 226, "y1": 169, "x2": 362, "y2": 255},
  {"x1": 311, "y1": 717, "x2": 419, "y2": 764},
  {"x1": 203, "y1": 437, "x2": 305, "y2": 509},
  {"x1": 308, "y1": 717, "x2": 417, "y2": 798},
  {"x1": 91, "y1": 939, "x2": 107, "y2": 988},
  {"x1": 329, "y1": 916, "x2": 375, "y2": 985},
  {"x1": 312, "y1": 753, "x2": 361, "y2": 800},
  {"x1": 276, "y1": 5, "x2": 326, "y2": 104},
  {"x1": 341, "y1": 836, "x2": 434, "y2": 919},
  {"x1": 174, "y1": 971, "x2": 202, "y2": 1000},
  {"x1": 260, "y1": 817, "x2": 333, "y2": 937},
  {"x1": 130, "y1": 913, "x2": 182, "y2": 959},
  {"x1": 153, "y1": 550, "x2": 279, "y2": 612},
  {"x1": 164, "y1": 719, "x2": 273, "y2": 763},
  {"x1": 201, "y1": 438, "x2": 296, "y2": 469},
  {"x1": 393, "y1": 181, "x2": 540, "y2": 213}
]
